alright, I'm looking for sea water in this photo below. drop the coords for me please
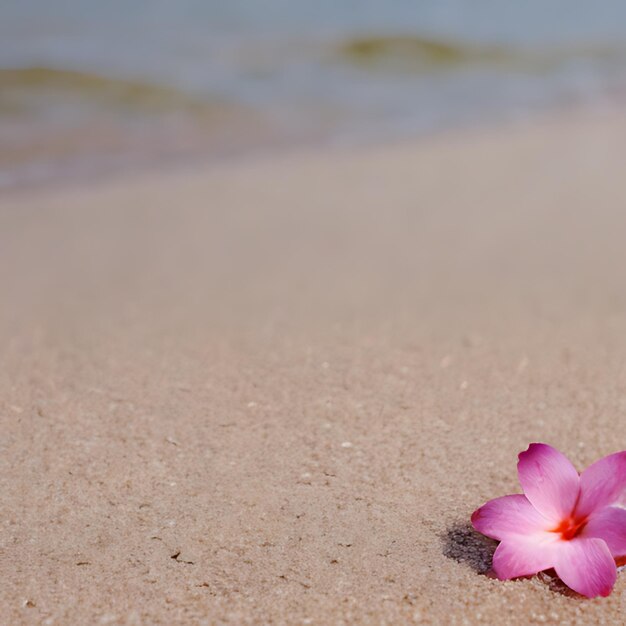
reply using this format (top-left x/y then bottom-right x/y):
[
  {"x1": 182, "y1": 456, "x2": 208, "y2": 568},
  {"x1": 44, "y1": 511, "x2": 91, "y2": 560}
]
[{"x1": 1, "y1": 0, "x2": 626, "y2": 187}]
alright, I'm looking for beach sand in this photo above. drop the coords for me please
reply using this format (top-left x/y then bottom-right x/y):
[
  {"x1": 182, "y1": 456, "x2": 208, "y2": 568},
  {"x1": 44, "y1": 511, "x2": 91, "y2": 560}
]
[{"x1": 2, "y1": 109, "x2": 626, "y2": 624}]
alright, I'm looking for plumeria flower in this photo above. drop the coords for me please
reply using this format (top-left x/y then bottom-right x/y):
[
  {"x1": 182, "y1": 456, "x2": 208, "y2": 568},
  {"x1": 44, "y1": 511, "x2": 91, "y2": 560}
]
[{"x1": 472, "y1": 443, "x2": 626, "y2": 597}]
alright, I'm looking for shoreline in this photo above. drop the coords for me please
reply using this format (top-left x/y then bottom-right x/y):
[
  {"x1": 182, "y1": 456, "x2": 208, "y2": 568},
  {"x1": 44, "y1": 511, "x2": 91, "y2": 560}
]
[{"x1": 1, "y1": 94, "x2": 621, "y2": 197}]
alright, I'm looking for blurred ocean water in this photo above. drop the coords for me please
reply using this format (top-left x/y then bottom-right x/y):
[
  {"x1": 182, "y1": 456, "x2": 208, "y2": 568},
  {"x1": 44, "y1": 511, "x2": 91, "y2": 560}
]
[{"x1": 2, "y1": 0, "x2": 626, "y2": 187}]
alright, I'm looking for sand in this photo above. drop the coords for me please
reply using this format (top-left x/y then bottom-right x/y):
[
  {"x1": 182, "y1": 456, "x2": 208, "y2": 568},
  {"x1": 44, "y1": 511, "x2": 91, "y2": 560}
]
[{"x1": 2, "y1": 108, "x2": 626, "y2": 625}]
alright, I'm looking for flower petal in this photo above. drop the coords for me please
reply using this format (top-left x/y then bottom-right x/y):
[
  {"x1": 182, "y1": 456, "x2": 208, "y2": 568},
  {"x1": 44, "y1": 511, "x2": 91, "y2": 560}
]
[
  {"x1": 517, "y1": 443, "x2": 580, "y2": 522},
  {"x1": 553, "y1": 537, "x2": 616, "y2": 598},
  {"x1": 492, "y1": 536, "x2": 557, "y2": 579},
  {"x1": 471, "y1": 494, "x2": 551, "y2": 541},
  {"x1": 581, "y1": 506, "x2": 626, "y2": 558},
  {"x1": 577, "y1": 451, "x2": 626, "y2": 518}
]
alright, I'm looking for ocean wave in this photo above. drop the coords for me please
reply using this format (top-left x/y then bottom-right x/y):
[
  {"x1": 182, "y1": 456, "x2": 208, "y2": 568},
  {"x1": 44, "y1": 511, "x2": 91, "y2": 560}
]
[
  {"x1": 0, "y1": 66, "x2": 276, "y2": 189},
  {"x1": 0, "y1": 66, "x2": 229, "y2": 115},
  {"x1": 334, "y1": 34, "x2": 624, "y2": 71}
]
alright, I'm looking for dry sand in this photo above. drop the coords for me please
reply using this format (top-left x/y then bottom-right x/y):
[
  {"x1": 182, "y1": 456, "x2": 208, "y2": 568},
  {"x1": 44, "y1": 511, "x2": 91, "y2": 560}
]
[{"x1": 2, "y1": 109, "x2": 626, "y2": 625}]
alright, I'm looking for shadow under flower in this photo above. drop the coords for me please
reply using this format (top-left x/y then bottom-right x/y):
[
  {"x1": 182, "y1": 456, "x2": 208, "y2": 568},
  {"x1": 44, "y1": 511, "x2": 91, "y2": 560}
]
[
  {"x1": 535, "y1": 570, "x2": 582, "y2": 598},
  {"x1": 441, "y1": 520, "x2": 589, "y2": 598},
  {"x1": 441, "y1": 520, "x2": 497, "y2": 575}
]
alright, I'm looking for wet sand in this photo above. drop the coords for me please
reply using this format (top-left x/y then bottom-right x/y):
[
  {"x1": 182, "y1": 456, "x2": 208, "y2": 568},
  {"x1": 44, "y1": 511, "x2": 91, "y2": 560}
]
[{"x1": 2, "y1": 108, "x2": 626, "y2": 624}]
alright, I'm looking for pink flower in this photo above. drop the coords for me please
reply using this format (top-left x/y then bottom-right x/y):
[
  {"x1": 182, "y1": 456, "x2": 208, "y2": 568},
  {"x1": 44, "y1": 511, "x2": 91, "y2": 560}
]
[{"x1": 472, "y1": 443, "x2": 626, "y2": 597}]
